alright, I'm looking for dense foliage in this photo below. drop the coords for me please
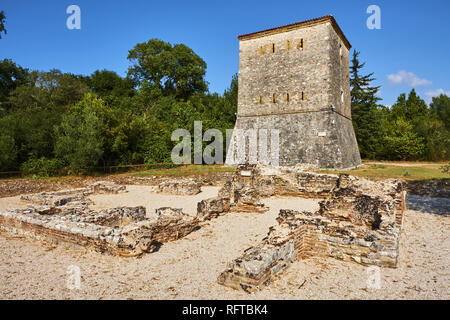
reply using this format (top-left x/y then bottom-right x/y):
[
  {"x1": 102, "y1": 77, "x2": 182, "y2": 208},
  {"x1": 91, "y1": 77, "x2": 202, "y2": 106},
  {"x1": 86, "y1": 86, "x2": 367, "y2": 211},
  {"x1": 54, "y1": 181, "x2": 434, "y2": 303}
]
[
  {"x1": 0, "y1": 38, "x2": 238, "y2": 173},
  {"x1": 0, "y1": 35, "x2": 448, "y2": 173},
  {"x1": 350, "y1": 51, "x2": 449, "y2": 161}
]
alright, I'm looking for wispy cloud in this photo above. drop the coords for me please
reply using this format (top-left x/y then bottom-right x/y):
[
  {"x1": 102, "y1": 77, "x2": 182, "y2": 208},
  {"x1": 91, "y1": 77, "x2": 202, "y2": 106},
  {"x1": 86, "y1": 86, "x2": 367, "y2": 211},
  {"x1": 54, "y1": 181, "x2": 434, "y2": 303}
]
[
  {"x1": 424, "y1": 88, "x2": 450, "y2": 102},
  {"x1": 387, "y1": 70, "x2": 432, "y2": 87}
]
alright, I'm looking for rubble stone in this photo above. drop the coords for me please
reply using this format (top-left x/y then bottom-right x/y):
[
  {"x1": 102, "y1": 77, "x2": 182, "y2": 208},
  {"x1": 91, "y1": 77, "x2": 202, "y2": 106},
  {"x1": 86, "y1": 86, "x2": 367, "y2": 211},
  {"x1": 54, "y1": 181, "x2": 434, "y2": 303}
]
[
  {"x1": 1, "y1": 182, "x2": 200, "y2": 256},
  {"x1": 218, "y1": 174, "x2": 406, "y2": 292},
  {"x1": 156, "y1": 179, "x2": 202, "y2": 195},
  {"x1": 197, "y1": 197, "x2": 231, "y2": 220},
  {"x1": 90, "y1": 181, "x2": 127, "y2": 194}
]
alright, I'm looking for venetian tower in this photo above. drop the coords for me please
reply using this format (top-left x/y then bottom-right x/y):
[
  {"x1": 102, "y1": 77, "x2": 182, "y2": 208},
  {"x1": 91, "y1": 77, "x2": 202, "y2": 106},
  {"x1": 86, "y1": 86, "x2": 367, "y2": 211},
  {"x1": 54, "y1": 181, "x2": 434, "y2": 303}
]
[{"x1": 226, "y1": 15, "x2": 362, "y2": 169}]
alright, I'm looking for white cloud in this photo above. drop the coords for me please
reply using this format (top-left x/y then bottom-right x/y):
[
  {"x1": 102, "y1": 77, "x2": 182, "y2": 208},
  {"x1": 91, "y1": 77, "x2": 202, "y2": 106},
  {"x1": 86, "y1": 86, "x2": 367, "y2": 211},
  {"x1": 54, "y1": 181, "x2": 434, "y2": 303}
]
[
  {"x1": 424, "y1": 88, "x2": 450, "y2": 102},
  {"x1": 387, "y1": 70, "x2": 432, "y2": 87}
]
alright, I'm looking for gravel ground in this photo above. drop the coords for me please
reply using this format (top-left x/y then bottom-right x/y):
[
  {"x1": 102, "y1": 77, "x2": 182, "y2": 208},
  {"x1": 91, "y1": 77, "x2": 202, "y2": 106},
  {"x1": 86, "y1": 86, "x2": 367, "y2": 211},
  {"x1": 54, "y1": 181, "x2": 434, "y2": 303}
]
[{"x1": 0, "y1": 186, "x2": 448, "y2": 300}]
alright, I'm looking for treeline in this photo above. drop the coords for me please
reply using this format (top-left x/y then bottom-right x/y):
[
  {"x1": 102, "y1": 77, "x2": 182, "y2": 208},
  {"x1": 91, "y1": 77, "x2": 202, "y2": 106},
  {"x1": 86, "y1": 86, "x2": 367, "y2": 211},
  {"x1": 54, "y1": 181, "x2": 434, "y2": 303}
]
[
  {"x1": 0, "y1": 39, "x2": 238, "y2": 173},
  {"x1": 351, "y1": 51, "x2": 449, "y2": 161},
  {"x1": 0, "y1": 40, "x2": 448, "y2": 174}
]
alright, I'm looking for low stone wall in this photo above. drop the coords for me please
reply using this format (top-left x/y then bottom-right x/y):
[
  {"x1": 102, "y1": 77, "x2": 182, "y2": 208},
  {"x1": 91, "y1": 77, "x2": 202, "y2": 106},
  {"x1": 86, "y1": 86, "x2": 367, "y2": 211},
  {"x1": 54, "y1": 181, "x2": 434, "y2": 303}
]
[
  {"x1": 0, "y1": 205, "x2": 199, "y2": 256},
  {"x1": 156, "y1": 179, "x2": 202, "y2": 195},
  {"x1": 1, "y1": 182, "x2": 199, "y2": 256},
  {"x1": 20, "y1": 181, "x2": 127, "y2": 208},
  {"x1": 197, "y1": 165, "x2": 270, "y2": 220},
  {"x1": 274, "y1": 170, "x2": 339, "y2": 198},
  {"x1": 218, "y1": 174, "x2": 406, "y2": 292},
  {"x1": 197, "y1": 165, "x2": 339, "y2": 220}
]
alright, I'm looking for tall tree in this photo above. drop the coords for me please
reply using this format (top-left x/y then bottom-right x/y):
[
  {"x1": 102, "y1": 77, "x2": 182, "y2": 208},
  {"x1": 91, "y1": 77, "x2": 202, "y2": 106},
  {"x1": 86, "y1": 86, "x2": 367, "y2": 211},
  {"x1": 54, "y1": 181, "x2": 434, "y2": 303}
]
[
  {"x1": 350, "y1": 50, "x2": 383, "y2": 159},
  {"x1": 55, "y1": 93, "x2": 112, "y2": 171},
  {"x1": 0, "y1": 10, "x2": 6, "y2": 39},
  {"x1": 429, "y1": 94, "x2": 450, "y2": 130},
  {"x1": 383, "y1": 118, "x2": 425, "y2": 160},
  {"x1": 88, "y1": 70, "x2": 135, "y2": 98},
  {"x1": 0, "y1": 59, "x2": 28, "y2": 110},
  {"x1": 127, "y1": 39, "x2": 207, "y2": 100},
  {"x1": 405, "y1": 88, "x2": 428, "y2": 121}
]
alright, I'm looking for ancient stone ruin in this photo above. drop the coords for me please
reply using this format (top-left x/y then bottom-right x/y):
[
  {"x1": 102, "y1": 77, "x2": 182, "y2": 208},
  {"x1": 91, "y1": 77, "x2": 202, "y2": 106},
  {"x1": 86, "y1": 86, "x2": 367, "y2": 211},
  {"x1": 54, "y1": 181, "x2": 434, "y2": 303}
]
[
  {"x1": 197, "y1": 164, "x2": 343, "y2": 220},
  {"x1": 156, "y1": 178, "x2": 202, "y2": 195},
  {"x1": 218, "y1": 172, "x2": 406, "y2": 292},
  {"x1": 0, "y1": 182, "x2": 199, "y2": 257}
]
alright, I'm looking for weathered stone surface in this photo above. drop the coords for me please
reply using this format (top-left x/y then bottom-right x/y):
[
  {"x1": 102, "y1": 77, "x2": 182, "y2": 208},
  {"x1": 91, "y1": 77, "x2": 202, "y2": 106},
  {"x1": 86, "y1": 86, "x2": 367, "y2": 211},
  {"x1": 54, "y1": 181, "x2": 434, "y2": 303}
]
[
  {"x1": 226, "y1": 16, "x2": 361, "y2": 169},
  {"x1": 20, "y1": 182, "x2": 127, "y2": 207},
  {"x1": 90, "y1": 181, "x2": 127, "y2": 194},
  {"x1": 156, "y1": 207, "x2": 185, "y2": 221},
  {"x1": 218, "y1": 174, "x2": 406, "y2": 292},
  {"x1": 157, "y1": 179, "x2": 201, "y2": 195},
  {"x1": 274, "y1": 169, "x2": 339, "y2": 197},
  {"x1": 212, "y1": 164, "x2": 269, "y2": 215},
  {"x1": 197, "y1": 197, "x2": 230, "y2": 220},
  {"x1": 2, "y1": 183, "x2": 199, "y2": 256}
]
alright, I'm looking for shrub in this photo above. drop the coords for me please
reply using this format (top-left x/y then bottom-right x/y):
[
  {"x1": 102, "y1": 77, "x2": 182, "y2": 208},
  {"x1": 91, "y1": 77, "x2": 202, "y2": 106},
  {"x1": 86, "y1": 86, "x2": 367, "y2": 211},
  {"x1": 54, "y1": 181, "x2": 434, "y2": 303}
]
[{"x1": 20, "y1": 157, "x2": 65, "y2": 177}]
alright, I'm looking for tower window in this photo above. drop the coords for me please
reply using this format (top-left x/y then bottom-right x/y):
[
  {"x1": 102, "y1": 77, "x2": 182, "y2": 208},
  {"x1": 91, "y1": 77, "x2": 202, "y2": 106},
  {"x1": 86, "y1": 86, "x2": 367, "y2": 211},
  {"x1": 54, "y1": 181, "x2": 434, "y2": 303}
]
[
  {"x1": 297, "y1": 38, "x2": 304, "y2": 49},
  {"x1": 258, "y1": 46, "x2": 266, "y2": 55},
  {"x1": 285, "y1": 93, "x2": 290, "y2": 102},
  {"x1": 271, "y1": 93, "x2": 277, "y2": 103},
  {"x1": 340, "y1": 89, "x2": 344, "y2": 104},
  {"x1": 271, "y1": 43, "x2": 276, "y2": 53},
  {"x1": 259, "y1": 96, "x2": 264, "y2": 104},
  {"x1": 299, "y1": 91, "x2": 306, "y2": 100},
  {"x1": 286, "y1": 40, "x2": 292, "y2": 51}
]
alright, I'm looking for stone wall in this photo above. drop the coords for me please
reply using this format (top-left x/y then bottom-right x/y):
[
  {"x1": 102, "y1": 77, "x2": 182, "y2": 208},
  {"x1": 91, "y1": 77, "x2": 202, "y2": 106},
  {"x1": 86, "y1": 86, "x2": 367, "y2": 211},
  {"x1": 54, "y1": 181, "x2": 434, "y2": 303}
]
[
  {"x1": 274, "y1": 169, "x2": 339, "y2": 197},
  {"x1": 197, "y1": 165, "x2": 342, "y2": 220},
  {"x1": 227, "y1": 16, "x2": 361, "y2": 169},
  {"x1": 156, "y1": 179, "x2": 202, "y2": 195},
  {"x1": 1, "y1": 182, "x2": 199, "y2": 256},
  {"x1": 218, "y1": 174, "x2": 406, "y2": 292}
]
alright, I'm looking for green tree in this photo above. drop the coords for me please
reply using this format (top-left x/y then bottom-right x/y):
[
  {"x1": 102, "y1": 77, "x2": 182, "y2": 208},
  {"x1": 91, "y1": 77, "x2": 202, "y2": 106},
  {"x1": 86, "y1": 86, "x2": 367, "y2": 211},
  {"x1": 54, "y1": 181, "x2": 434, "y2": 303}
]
[
  {"x1": 88, "y1": 69, "x2": 135, "y2": 98},
  {"x1": 7, "y1": 70, "x2": 89, "y2": 110},
  {"x1": 404, "y1": 89, "x2": 428, "y2": 121},
  {"x1": 55, "y1": 93, "x2": 110, "y2": 171},
  {"x1": 0, "y1": 59, "x2": 28, "y2": 110},
  {"x1": 0, "y1": 10, "x2": 6, "y2": 39},
  {"x1": 350, "y1": 50, "x2": 383, "y2": 159},
  {"x1": 127, "y1": 39, "x2": 207, "y2": 100},
  {"x1": 383, "y1": 118, "x2": 425, "y2": 160},
  {"x1": 0, "y1": 134, "x2": 17, "y2": 171},
  {"x1": 430, "y1": 94, "x2": 450, "y2": 131}
]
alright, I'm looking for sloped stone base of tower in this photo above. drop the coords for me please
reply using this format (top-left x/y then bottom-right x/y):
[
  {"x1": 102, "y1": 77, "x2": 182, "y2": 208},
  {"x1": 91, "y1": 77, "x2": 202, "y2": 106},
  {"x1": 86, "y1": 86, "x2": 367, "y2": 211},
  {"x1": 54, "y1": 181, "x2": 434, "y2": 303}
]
[{"x1": 226, "y1": 110, "x2": 361, "y2": 169}]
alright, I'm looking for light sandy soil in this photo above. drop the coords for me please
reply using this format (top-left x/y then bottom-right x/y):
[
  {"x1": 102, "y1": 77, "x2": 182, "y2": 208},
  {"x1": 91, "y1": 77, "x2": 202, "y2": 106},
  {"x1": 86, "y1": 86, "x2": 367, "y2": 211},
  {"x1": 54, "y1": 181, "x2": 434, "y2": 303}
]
[{"x1": 0, "y1": 186, "x2": 448, "y2": 300}]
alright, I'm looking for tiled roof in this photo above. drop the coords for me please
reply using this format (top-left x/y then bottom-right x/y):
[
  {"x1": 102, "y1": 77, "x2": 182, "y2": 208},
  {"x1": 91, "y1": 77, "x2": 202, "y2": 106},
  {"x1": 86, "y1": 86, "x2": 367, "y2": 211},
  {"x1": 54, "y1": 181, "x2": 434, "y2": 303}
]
[{"x1": 237, "y1": 15, "x2": 351, "y2": 49}]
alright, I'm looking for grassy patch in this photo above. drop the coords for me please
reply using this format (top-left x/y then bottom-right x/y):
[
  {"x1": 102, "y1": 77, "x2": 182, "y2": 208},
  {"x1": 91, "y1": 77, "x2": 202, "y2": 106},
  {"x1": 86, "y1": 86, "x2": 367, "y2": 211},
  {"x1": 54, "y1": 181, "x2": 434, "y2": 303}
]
[
  {"x1": 131, "y1": 164, "x2": 236, "y2": 177},
  {"x1": 318, "y1": 162, "x2": 450, "y2": 181}
]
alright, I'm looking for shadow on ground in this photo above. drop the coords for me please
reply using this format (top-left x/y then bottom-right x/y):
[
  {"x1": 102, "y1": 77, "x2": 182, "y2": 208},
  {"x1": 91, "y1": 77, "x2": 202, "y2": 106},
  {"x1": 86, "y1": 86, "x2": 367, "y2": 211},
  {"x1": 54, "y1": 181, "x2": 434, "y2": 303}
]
[{"x1": 406, "y1": 194, "x2": 449, "y2": 216}]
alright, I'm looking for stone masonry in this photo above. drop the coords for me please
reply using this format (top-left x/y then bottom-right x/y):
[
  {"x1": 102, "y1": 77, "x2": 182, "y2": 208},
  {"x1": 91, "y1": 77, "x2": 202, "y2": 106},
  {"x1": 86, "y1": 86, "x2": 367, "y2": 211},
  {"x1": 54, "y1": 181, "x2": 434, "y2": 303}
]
[
  {"x1": 0, "y1": 182, "x2": 199, "y2": 256},
  {"x1": 218, "y1": 174, "x2": 406, "y2": 292},
  {"x1": 226, "y1": 15, "x2": 361, "y2": 169}
]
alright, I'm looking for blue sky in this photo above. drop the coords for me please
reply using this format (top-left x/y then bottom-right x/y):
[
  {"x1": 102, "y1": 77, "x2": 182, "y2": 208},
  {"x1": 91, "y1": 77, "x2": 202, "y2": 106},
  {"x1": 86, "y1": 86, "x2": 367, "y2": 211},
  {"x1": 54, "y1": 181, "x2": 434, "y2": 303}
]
[{"x1": 1, "y1": 0, "x2": 449, "y2": 106}]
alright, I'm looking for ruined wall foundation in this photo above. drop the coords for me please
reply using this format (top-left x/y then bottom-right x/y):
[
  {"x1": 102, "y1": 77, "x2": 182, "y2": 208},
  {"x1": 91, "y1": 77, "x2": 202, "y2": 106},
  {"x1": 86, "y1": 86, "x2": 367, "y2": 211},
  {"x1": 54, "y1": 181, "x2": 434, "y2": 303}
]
[{"x1": 218, "y1": 173, "x2": 406, "y2": 292}]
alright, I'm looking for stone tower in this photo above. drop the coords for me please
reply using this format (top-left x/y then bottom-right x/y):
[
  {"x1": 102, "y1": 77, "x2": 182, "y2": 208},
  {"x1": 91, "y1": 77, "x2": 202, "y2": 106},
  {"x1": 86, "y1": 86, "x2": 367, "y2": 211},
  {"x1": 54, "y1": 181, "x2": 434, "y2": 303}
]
[{"x1": 227, "y1": 15, "x2": 362, "y2": 169}]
